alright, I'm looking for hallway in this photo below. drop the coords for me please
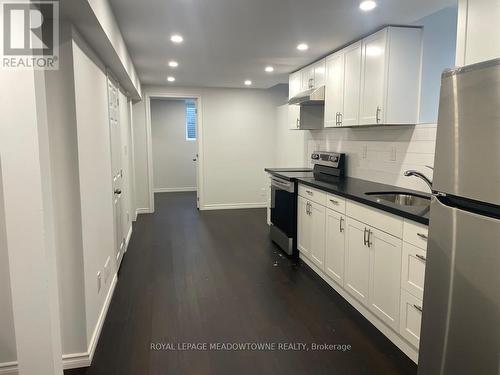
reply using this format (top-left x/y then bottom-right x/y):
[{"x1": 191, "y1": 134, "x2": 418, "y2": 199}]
[{"x1": 68, "y1": 192, "x2": 416, "y2": 375}]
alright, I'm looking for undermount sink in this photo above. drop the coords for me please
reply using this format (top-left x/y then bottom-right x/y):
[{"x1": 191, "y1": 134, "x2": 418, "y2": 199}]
[{"x1": 365, "y1": 192, "x2": 430, "y2": 207}]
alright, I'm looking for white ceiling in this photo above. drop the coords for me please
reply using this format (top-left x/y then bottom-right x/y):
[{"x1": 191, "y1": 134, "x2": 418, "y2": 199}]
[{"x1": 109, "y1": 0, "x2": 456, "y2": 89}]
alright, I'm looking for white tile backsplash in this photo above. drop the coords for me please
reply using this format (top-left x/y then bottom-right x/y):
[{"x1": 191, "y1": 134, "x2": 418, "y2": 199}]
[{"x1": 304, "y1": 124, "x2": 437, "y2": 192}]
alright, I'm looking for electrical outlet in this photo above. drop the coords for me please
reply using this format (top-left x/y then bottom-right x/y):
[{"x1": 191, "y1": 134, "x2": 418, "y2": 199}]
[{"x1": 97, "y1": 272, "x2": 102, "y2": 293}]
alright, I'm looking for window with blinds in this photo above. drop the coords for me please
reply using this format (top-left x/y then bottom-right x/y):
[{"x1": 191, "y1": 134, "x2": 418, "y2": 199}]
[{"x1": 185, "y1": 100, "x2": 197, "y2": 141}]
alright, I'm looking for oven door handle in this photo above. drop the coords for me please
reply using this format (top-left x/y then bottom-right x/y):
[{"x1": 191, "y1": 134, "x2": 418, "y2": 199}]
[{"x1": 271, "y1": 178, "x2": 295, "y2": 193}]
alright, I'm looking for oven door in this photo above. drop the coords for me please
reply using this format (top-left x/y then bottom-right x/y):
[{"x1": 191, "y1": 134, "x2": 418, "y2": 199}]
[{"x1": 270, "y1": 177, "x2": 295, "y2": 237}]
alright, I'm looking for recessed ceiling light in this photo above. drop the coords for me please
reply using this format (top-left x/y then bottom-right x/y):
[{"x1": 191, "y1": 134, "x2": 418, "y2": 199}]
[
  {"x1": 244, "y1": 80, "x2": 252, "y2": 86},
  {"x1": 170, "y1": 34, "x2": 183, "y2": 43},
  {"x1": 168, "y1": 60, "x2": 178, "y2": 68},
  {"x1": 297, "y1": 43, "x2": 309, "y2": 51},
  {"x1": 265, "y1": 66, "x2": 274, "y2": 73},
  {"x1": 359, "y1": 0, "x2": 377, "y2": 11},
  {"x1": 167, "y1": 76, "x2": 176, "y2": 82}
]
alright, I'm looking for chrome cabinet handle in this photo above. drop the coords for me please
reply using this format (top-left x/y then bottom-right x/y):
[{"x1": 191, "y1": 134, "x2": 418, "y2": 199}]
[
  {"x1": 339, "y1": 216, "x2": 344, "y2": 233},
  {"x1": 335, "y1": 112, "x2": 340, "y2": 126},
  {"x1": 413, "y1": 304, "x2": 423, "y2": 313},
  {"x1": 376, "y1": 106, "x2": 381, "y2": 124},
  {"x1": 363, "y1": 228, "x2": 368, "y2": 246},
  {"x1": 416, "y1": 254, "x2": 427, "y2": 262},
  {"x1": 417, "y1": 233, "x2": 428, "y2": 240},
  {"x1": 306, "y1": 202, "x2": 310, "y2": 215},
  {"x1": 367, "y1": 229, "x2": 373, "y2": 247},
  {"x1": 338, "y1": 112, "x2": 342, "y2": 126},
  {"x1": 296, "y1": 118, "x2": 300, "y2": 128},
  {"x1": 329, "y1": 199, "x2": 339, "y2": 205},
  {"x1": 306, "y1": 190, "x2": 313, "y2": 196}
]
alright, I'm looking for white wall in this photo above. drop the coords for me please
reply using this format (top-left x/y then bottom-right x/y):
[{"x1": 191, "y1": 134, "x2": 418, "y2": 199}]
[
  {"x1": 133, "y1": 85, "x2": 288, "y2": 211},
  {"x1": 151, "y1": 99, "x2": 197, "y2": 191},
  {"x1": 72, "y1": 33, "x2": 117, "y2": 347},
  {"x1": 44, "y1": 23, "x2": 87, "y2": 355},
  {"x1": 412, "y1": 6, "x2": 458, "y2": 123},
  {"x1": 0, "y1": 160, "x2": 16, "y2": 364}
]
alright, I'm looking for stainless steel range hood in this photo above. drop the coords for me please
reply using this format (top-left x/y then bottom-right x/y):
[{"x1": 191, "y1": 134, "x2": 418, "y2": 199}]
[{"x1": 288, "y1": 85, "x2": 325, "y2": 105}]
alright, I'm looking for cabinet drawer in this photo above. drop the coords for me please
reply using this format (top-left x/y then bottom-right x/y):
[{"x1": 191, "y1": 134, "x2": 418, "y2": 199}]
[
  {"x1": 399, "y1": 290, "x2": 423, "y2": 348},
  {"x1": 298, "y1": 184, "x2": 327, "y2": 206},
  {"x1": 346, "y1": 201, "x2": 403, "y2": 238},
  {"x1": 326, "y1": 193, "x2": 346, "y2": 213},
  {"x1": 401, "y1": 242, "x2": 426, "y2": 299},
  {"x1": 403, "y1": 220, "x2": 428, "y2": 250}
]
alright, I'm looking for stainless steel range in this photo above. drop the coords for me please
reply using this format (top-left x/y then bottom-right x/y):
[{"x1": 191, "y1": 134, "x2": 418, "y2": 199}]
[{"x1": 269, "y1": 152, "x2": 345, "y2": 257}]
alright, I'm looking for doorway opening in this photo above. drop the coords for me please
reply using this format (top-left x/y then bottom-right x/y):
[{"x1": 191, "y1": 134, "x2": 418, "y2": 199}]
[{"x1": 149, "y1": 97, "x2": 200, "y2": 209}]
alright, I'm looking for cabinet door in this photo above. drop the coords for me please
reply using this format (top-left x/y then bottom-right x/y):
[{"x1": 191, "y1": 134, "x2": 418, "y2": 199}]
[
  {"x1": 297, "y1": 197, "x2": 311, "y2": 257},
  {"x1": 324, "y1": 53, "x2": 344, "y2": 128},
  {"x1": 309, "y1": 201, "x2": 326, "y2": 269},
  {"x1": 301, "y1": 65, "x2": 315, "y2": 91},
  {"x1": 400, "y1": 290, "x2": 423, "y2": 348},
  {"x1": 325, "y1": 209, "x2": 345, "y2": 286},
  {"x1": 368, "y1": 226, "x2": 402, "y2": 331},
  {"x1": 401, "y1": 242, "x2": 426, "y2": 299},
  {"x1": 313, "y1": 59, "x2": 326, "y2": 87},
  {"x1": 359, "y1": 29, "x2": 388, "y2": 125},
  {"x1": 342, "y1": 42, "x2": 362, "y2": 126},
  {"x1": 344, "y1": 218, "x2": 370, "y2": 305},
  {"x1": 289, "y1": 71, "x2": 302, "y2": 99},
  {"x1": 288, "y1": 104, "x2": 301, "y2": 130}
]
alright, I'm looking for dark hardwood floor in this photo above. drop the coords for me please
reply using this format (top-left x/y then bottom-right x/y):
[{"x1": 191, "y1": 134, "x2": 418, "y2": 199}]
[{"x1": 65, "y1": 192, "x2": 417, "y2": 375}]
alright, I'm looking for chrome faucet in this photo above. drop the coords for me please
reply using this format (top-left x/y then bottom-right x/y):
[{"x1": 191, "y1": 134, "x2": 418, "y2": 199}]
[{"x1": 404, "y1": 166, "x2": 433, "y2": 192}]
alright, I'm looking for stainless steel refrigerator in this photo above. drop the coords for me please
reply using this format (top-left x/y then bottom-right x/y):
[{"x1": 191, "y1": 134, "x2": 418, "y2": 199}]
[{"x1": 418, "y1": 59, "x2": 500, "y2": 374}]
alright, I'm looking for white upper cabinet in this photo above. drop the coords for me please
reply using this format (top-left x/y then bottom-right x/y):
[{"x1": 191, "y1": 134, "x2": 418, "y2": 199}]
[
  {"x1": 289, "y1": 71, "x2": 302, "y2": 99},
  {"x1": 299, "y1": 59, "x2": 326, "y2": 92},
  {"x1": 312, "y1": 59, "x2": 326, "y2": 87},
  {"x1": 359, "y1": 27, "x2": 423, "y2": 125},
  {"x1": 342, "y1": 42, "x2": 363, "y2": 126},
  {"x1": 456, "y1": 0, "x2": 500, "y2": 65},
  {"x1": 301, "y1": 65, "x2": 315, "y2": 91},
  {"x1": 359, "y1": 29, "x2": 388, "y2": 125},
  {"x1": 324, "y1": 52, "x2": 345, "y2": 128}
]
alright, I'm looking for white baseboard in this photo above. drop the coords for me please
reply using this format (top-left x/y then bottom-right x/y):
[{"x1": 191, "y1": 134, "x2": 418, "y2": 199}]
[
  {"x1": 201, "y1": 202, "x2": 267, "y2": 210},
  {"x1": 0, "y1": 274, "x2": 119, "y2": 374},
  {"x1": 154, "y1": 187, "x2": 197, "y2": 193},
  {"x1": 300, "y1": 254, "x2": 418, "y2": 364},
  {"x1": 136, "y1": 207, "x2": 153, "y2": 215},
  {"x1": 125, "y1": 224, "x2": 133, "y2": 250}
]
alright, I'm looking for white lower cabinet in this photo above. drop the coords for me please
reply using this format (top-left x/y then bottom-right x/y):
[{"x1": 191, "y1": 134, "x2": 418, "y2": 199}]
[
  {"x1": 400, "y1": 290, "x2": 423, "y2": 348},
  {"x1": 324, "y1": 209, "x2": 345, "y2": 286},
  {"x1": 401, "y1": 242, "x2": 426, "y2": 300},
  {"x1": 368, "y1": 227, "x2": 402, "y2": 331},
  {"x1": 297, "y1": 196, "x2": 311, "y2": 258},
  {"x1": 297, "y1": 197, "x2": 325, "y2": 268},
  {"x1": 309, "y1": 202, "x2": 326, "y2": 269},
  {"x1": 297, "y1": 184, "x2": 426, "y2": 362},
  {"x1": 344, "y1": 218, "x2": 370, "y2": 305}
]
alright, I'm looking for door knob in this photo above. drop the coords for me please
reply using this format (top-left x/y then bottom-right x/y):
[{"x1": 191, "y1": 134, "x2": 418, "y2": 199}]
[{"x1": 114, "y1": 189, "x2": 122, "y2": 195}]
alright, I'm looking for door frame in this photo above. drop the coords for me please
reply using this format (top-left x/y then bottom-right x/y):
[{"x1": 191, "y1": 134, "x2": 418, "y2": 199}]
[{"x1": 145, "y1": 91, "x2": 204, "y2": 212}]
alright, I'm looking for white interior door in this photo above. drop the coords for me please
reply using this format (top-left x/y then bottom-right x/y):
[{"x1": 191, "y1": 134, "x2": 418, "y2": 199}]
[{"x1": 107, "y1": 77, "x2": 124, "y2": 266}]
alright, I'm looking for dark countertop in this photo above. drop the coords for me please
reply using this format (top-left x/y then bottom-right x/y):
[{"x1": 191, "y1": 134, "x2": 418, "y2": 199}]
[
  {"x1": 297, "y1": 176, "x2": 430, "y2": 225},
  {"x1": 265, "y1": 168, "x2": 313, "y2": 181}
]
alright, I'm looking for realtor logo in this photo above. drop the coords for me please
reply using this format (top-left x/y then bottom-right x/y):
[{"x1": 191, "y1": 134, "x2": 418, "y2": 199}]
[{"x1": 1, "y1": 0, "x2": 59, "y2": 69}]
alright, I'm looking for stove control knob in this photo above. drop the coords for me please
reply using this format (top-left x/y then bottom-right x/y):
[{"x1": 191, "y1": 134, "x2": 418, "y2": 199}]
[{"x1": 311, "y1": 153, "x2": 320, "y2": 160}]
